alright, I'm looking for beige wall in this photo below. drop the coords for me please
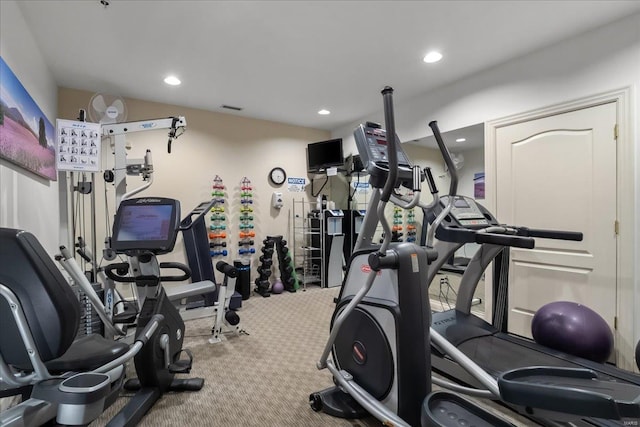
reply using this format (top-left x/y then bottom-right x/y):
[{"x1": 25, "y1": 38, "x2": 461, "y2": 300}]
[{"x1": 58, "y1": 88, "x2": 329, "y2": 283}]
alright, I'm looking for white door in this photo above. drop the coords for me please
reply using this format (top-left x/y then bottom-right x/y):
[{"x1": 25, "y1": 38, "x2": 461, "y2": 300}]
[{"x1": 495, "y1": 101, "x2": 617, "y2": 339}]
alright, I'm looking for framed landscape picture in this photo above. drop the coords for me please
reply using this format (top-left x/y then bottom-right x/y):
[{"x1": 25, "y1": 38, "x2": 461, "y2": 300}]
[{"x1": 0, "y1": 56, "x2": 56, "y2": 181}]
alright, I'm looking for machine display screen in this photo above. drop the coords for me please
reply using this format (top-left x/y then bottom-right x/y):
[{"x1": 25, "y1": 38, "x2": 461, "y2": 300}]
[
  {"x1": 111, "y1": 197, "x2": 180, "y2": 255},
  {"x1": 454, "y1": 198, "x2": 470, "y2": 209},
  {"x1": 115, "y1": 204, "x2": 173, "y2": 241}
]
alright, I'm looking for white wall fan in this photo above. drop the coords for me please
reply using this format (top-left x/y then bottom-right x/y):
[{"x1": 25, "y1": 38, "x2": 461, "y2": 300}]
[
  {"x1": 444, "y1": 152, "x2": 465, "y2": 173},
  {"x1": 88, "y1": 93, "x2": 128, "y2": 124}
]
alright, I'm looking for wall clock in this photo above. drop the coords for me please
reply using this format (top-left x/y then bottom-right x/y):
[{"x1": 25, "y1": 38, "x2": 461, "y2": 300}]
[{"x1": 269, "y1": 167, "x2": 287, "y2": 186}]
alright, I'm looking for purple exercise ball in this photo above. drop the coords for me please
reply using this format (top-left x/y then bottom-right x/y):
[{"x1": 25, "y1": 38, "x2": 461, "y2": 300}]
[
  {"x1": 532, "y1": 301, "x2": 613, "y2": 364},
  {"x1": 271, "y1": 279, "x2": 284, "y2": 294}
]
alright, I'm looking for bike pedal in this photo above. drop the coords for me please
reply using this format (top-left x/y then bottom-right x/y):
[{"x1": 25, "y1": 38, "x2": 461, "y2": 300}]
[{"x1": 168, "y1": 360, "x2": 192, "y2": 374}]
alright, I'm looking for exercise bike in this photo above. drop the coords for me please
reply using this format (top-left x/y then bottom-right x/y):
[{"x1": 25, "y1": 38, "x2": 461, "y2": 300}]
[
  {"x1": 310, "y1": 86, "x2": 640, "y2": 427},
  {"x1": 0, "y1": 197, "x2": 205, "y2": 426},
  {"x1": 58, "y1": 198, "x2": 242, "y2": 346}
]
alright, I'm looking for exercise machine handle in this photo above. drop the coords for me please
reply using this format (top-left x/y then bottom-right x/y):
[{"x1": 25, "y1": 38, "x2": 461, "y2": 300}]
[
  {"x1": 476, "y1": 233, "x2": 535, "y2": 249},
  {"x1": 517, "y1": 227, "x2": 583, "y2": 241},
  {"x1": 104, "y1": 262, "x2": 191, "y2": 282},
  {"x1": 158, "y1": 262, "x2": 191, "y2": 281},
  {"x1": 104, "y1": 262, "x2": 135, "y2": 282},
  {"x1": 424, "y1": 167, "x2": 438, "y2": 195},
  {"x1": 135, "y1": 314, "x2": 165, "y2": 346},
  {"x1": 216, "y1": 261, "x2": 238, "y2": 278},
  {"x1": 428, "y1": 121, "x2": 458, "y2": 198},
  {"x1": 380, "y1": 87, "x2": 398, "y2": 204},
  {"x1": 179, "y1": 199, "x2": 217, "y2": 231}
]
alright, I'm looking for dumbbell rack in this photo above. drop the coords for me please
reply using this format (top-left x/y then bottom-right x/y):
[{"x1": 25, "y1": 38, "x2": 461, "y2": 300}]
[
  {"x1": 255, "y1": 235, "x2": 297, "y2": 298},
  {"x1": 392, "y1": 206, "x2": 404, "y2": 242},
  {"x1": 209, "y1": 175, "x2": 228, "y2": 257},
  {"x1": 406, "y1": 207, "x2": 417, "y2": 242},
  {"x1": 255, "y1": 238, "x2": 274, "y2": 297},
  {"x1": 238, "y1": 177, "x2": 256, "y2": 257},
  {"x1": 274, "y1": 236, "x2": 297, "y2": 292}
]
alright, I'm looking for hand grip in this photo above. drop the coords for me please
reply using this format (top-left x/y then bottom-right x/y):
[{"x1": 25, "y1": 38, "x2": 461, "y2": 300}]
[
  {"x1": 518, "y1": 227, "x2": 583, "y2": 241},
  {"x1": 104, "y1": 262, "x2": 135, "y2": 282},
  {"x1": 424, "y1": 167, "x2": 438, "y2": 194},
  {"x1": 136, "y1": 314, "x2": 164, "y2": 345},
  {"x1": 476, "y1": 233, "x2": 535, "y2": 249},
  {"x1": 158, "y1": 262, "x2": 191, "y2": 281}
]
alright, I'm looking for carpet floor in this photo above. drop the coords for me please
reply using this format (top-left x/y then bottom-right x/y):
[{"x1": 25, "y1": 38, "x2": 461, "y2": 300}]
[{"x1": 96, "y1": 286, "x2": 534, "y2": 426}]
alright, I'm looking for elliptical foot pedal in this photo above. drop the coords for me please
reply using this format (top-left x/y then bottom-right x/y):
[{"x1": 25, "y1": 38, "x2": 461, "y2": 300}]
[
  {"x1": 422, "y1": 391, "x2": 515, "y2": 427},
  {"x1": 499, "y1": 367, "x2": 640, "y2": 420},
  {"x1": 309, "y1": 386, "x2": 369, "y2": 419},
  {"x1": 168, "y1": 349, "x2": 195, "y2": 374},
  {"x1": 112, "y1": 302, "x2": 138, "y2": 324}
]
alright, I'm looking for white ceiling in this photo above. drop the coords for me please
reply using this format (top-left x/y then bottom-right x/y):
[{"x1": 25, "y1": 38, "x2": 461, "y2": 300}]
[
  {"x1": 16, "y1": 1, "x2": 640, "y2": 131},
  {"x1": 410, "y1": 123, "x2": 485, "y2": 152}
]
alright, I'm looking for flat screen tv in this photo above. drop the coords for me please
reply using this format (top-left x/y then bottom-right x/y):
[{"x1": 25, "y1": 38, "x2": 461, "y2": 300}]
[{"x1": 307, "y1": 138, "x2": 344, "y2": 172}]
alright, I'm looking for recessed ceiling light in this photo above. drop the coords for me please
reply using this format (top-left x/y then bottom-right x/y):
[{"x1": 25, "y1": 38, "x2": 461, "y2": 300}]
[
  {"x1": 456, "y1": 138, "x2": 466, "y2": 142},
  {"x1": 164, "y1": 75, "x2": 181, "y2": 86},
  {"x1": 318, "y1": 109, "x2": 331, "y2": 115},
  {"x1": 423, "y1": 51, "x2": 443, "y2": 63}
]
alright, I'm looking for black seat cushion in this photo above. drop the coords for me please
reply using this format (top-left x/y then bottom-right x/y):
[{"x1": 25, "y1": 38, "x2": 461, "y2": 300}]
[{"x1": 44, "y1": 334, "x2": 129, "y2": 373}]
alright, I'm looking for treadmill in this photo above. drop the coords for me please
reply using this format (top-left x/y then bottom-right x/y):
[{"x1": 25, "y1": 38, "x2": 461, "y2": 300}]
[{"x1": 421, "y1": 155, "x2": 640, "y2": 425}]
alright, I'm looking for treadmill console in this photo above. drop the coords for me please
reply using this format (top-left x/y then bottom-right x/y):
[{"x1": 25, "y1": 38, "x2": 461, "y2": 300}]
[
  {"x1": 440, "y1": 196, "x2": 490, "y2": 228},
  {"x1": 354, "y1": 124, "x2": 414, "y2": 188}
]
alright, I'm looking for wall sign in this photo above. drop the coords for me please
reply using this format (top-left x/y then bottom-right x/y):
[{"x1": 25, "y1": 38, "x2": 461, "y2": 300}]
[
  {"x1": 352, "y1": 181, "x2": 370, "y2": 194},
  {"x1": 56, "y1": 119, "x2": 102, "y2": 172},
  {"x1": 287, "y1": 177, "x2": 306, "y2": 192}
]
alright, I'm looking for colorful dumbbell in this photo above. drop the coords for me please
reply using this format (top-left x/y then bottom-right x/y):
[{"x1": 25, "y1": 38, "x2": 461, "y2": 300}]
[
  {"x1": 240, "y1": 191, "x2": 253, "y2": 197},
  {"x1": 239, "y1": 239, "x2": 255, "y2": 246},
  {"x1": 210, "y1": 214, "x2": 225, "y2": 221},
  {"x1": 239, "y1": 248, "x2": 256, "y2": 255},
  {"x1": 240, "y1": 206, "x2": 253, "y2": 213},
  {"x1": 239, "y1": 223, "x2": 254, "y2": 229},
  {"x1": 241, "y1": 199, "x2": 253, "y2": 204},
  {"x1": 209, "y1": 242, "x2": 227, "y2": 248},
  {"x1": 211, "y1": 190, "x2": 225, "y2": 197},
  {"x1": 239, "y1": 231, "x2": 256, "y2": 238},
  {"x1": 210, "y1": 224, "x2": 226, "y2": 230},
  {"x1": 210, "y1": 250, "x2": 228, "y2": 257},
  {"x1": 211, "y1": 206, "x2": 225, "y2": 213},
  {"x1": 209, "y1": 232, "x2": 227, "y2": 239}
]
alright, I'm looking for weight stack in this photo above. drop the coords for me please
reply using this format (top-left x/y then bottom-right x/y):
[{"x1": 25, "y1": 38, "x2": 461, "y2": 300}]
[{"x1": 71, "y1": 282, "x2": 104, "y2": 336}]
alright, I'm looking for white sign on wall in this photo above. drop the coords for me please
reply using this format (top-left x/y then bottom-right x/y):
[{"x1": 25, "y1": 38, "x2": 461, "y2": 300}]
[
  {"x1": 287, "y1": 177, "x2": 306, "y2": 192},
  {"x1": 352, "y1": 181, "x2": 370, "y2": 194},
  {"x1": 56, "y1": 119, "x2": 102, "y2": 172}
]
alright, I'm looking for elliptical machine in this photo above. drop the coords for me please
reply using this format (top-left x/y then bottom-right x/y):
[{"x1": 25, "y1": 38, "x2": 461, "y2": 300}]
[{"x1": 310, "y1": 87, "x2": 514, "y2": 427}]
